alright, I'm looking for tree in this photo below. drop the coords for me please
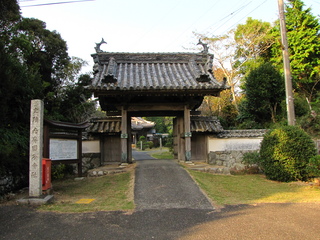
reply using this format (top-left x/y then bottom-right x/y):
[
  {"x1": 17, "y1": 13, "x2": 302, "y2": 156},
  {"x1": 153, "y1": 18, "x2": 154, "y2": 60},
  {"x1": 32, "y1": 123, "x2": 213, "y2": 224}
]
[
  {"x1": 13, "y1": 18, "x2": 70, "y2": 115},
  {"x1": 239, "y1": 63, "x2": 285, "y2": 124},
  {"x1": 59, "y1": 74, "x2": 97, "y2": 123},
  {"x1": 234, "y1": 17, "x2": 274, "y2": 63},
  {"x1": 269, "y1": 0, "x2": 320, "y2": 106},
  {"x1": 145, "y1": 117, "x2": 173, "y2": 134},
  {"x1": 0, "y1": 1, "x2": 94, "y2": 194},
  {"x1": 198, "y1": 18, "x2": 274, "y2": 110}
]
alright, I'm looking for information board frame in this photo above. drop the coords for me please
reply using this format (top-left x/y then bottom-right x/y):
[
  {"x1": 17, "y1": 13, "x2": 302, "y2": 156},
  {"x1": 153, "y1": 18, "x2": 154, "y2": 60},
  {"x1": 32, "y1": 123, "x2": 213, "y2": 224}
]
[{"x1": 43, "y1": 119, "x2": 90, "y2": 177}]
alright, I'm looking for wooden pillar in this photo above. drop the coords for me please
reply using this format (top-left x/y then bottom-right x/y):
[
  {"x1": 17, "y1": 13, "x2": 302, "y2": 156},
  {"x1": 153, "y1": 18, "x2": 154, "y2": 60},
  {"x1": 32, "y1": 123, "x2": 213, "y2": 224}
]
[
  {"x1": 127, "y1": 114, "x2": 132, "y2": 164},
  {"x1": 43, "y1": 124, "x2": 49, "y2": 159},
  {"x1": 121, "y1": 107, "x2": 128, "y2": 163},
  {"x1": 77, "y1": 129, "x2": 83, "y2": 177},
  {"x1": 184, "y1": 105, "x2": 192, "y2": 162},
  {"x1": 175, "y1": 116, "x2": 185, "y2": 161}
]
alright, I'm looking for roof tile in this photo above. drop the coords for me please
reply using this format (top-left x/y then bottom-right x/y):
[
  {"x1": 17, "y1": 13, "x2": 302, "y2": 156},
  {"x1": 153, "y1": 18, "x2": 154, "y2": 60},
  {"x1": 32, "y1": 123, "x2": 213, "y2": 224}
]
[{"x1": 90, "y1": 52, "x2": 227, "y2": 92}]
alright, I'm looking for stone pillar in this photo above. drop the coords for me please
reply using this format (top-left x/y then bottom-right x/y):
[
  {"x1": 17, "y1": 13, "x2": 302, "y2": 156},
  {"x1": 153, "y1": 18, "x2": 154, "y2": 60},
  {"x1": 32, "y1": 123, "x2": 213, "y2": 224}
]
[
  {"x1": 121, "y1": 107, "x2": 128, "y2": 163},
  {"x1": 29, "y1": 100, "x2": 44, "y2": 197},
  {"x1": 184, "y1": 105, "x2": 192, "y2": 162}
]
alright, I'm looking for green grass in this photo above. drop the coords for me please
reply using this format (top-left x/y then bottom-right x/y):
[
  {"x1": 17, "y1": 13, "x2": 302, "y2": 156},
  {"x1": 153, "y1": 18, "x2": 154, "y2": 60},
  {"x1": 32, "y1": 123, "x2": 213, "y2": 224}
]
[
  {"x1": 151, "y1": 150, "x2": 174, "y2": 159},
  {"x1": 39, "y1": 171, "x2": 134, "y2": 213},
  {"x1": 188, "y1": 170, "x2": 320, "y2": 206}
]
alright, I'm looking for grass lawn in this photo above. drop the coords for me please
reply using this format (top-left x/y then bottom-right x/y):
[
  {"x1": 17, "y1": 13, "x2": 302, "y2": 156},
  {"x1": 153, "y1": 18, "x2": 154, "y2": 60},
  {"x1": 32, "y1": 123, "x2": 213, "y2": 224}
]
[
  {"x1": 188, "y1": 170, "x2": 320, "y2": 206},
  {"x1": 150, "y1": 149, "x2": 174, "y2": 159},
  {"x1": 38, "y1": 171, "x2": 134, "y2": 213},
  {"x1": 134, "y1": 147, "x2": 174, "y2": 159}
]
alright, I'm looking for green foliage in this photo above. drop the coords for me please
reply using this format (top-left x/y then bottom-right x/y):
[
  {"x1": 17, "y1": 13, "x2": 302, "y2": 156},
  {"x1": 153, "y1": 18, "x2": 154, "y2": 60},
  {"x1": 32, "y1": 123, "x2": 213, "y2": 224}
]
[
  {"x1": 58, "y1": 74, "x2": 96, "y2": 122},
  {"x1": 137, "y1": 136, "x2": 148, "y2": 150},
  {"x1": 144, "y1": 117, "x2": 173, "y2": 134},
  {"x1": 242, "y1": 151, "x2": 261, "y2": 167},
  {"x1": 234, "y1": 17, "x2": 274, "y2": 62},
  {"x1": 147, "y1": 141, "x2": 154, "y2": 149},
  {"x1": 259, "y1": 126, "x2": 317, "y2": 182},
  {"x1": 164, "y1": 134, "x2": 174, "y2": 154},
  {"x1": 306, "y1": 155, "x2": 320, "y2": 178},
  {"x1": 0, "y1": 127, "x2": 29, "y2": 177},
  {"x1": 139, "y1": 136, "x2": 146, "y2": 141},
  {"x1": 297, "y1": 114, "x2": 320, "y2": 138},
  {"x1": 268, "y1": 0, "x2": 320, "y2": 103},
  {"x1": 239, "y1": 63, "x2": 285, "y2": 125},
  {"x1": 0, "y1": 0, "x2": 20, "y2": 23},
  {"x1": 51, "y1": 164, "x2": 74, "y2": 180},
  {"x1": 0, "y1": 1, "x2": 96, "y2": 195}
]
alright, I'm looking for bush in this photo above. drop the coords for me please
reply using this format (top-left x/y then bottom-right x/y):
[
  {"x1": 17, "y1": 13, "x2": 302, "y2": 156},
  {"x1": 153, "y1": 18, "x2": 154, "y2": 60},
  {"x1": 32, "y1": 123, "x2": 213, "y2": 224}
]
[
  {"x1": 242, "y1": 151, "x2": 261, "y2": 166},
  {"x1": 306, "y1": 155, "x2": 320, "y2": 178},
  {"x1": 259, "y1": 126, "x2": 317, "y2": 182},
  {"x1": 147, "y1": 141, "x2": 154, "y2": 149},
  {"x1": 51, "y1": 163, "x2": 75, "y2": 180}
]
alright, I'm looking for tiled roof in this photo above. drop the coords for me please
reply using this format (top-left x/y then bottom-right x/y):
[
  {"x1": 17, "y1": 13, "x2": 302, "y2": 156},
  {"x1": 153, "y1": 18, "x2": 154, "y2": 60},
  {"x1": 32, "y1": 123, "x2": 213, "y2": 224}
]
[
  {"x1": 217, "y1": 129, "x2": 267, "y2": 138},
  {"x1": 190, "y1": 116, "x2": 224, "y2": 133},
  {"x1": 87, "y1": 117, "x2": 121, "y2": 133},
  {"x1": 131, "y1": 117, "x2": 155, "y2": 130},
  {"x1": 87, "y1": 117, "x2": 155, "y2": 133},
  {"x1": 90, "y1": 52, "x2": 227, "y2": 92},
  {"x1": 87, "y1": 116, "x2": 224, "y2": 134}
]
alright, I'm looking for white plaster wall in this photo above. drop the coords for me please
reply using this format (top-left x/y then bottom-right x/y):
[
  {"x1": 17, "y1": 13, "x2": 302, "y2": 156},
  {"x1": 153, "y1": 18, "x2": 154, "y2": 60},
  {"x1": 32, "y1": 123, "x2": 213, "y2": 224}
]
[
  {"x1": 82, "y1": 140, "x2": 100, "y2": 153},
  {"x1": 208, "y1": 137, "x2": 263, "y2": 152}
]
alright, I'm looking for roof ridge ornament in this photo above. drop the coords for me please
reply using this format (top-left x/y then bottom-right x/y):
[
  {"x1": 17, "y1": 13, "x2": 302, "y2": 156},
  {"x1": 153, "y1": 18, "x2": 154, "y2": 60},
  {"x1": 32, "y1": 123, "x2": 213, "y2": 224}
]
[
  {"x1": 95, "y1": 38, "x2": 107, "y2": 53},
  {"x1": 197, "y1": 39, "x2": 209, "y2": 54}
]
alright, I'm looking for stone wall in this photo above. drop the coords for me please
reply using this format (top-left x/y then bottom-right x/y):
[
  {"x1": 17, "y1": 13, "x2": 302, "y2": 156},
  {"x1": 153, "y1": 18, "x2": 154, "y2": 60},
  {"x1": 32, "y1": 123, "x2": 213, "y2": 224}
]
[
  {"x1": 0, "y1": 171, "x2": 27, "y2": 199},
  {"x1": 82, "y1": 153, "x2": 101, "y2": 173},
  {"x1": 207, "y1": 129, "x2": 266, "y2": 173},
  {"x1": 208, "y1": 150, "x2": 256, "y2": 172}
]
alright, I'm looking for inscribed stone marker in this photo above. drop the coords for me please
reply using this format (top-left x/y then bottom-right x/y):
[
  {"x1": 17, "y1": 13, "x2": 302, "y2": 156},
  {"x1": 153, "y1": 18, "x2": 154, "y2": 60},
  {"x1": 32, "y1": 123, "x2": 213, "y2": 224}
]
[{"x1": 29, "y1": 100, "x2": 44, "y2": 197}]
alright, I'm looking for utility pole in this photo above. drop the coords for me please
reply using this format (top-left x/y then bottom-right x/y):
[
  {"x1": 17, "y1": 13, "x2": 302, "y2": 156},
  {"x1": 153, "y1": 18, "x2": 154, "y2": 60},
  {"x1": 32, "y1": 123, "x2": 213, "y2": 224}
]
[{"x1": 278, "y1": 0, "x2": 295, "y2": 125}]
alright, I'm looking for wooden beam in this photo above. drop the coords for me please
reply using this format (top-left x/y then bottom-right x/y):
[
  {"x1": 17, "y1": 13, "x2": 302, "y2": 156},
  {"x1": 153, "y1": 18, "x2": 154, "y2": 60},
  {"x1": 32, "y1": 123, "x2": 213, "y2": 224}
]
[{"x1": 127, "y1": 104, "x2": 185, "y2": 111}]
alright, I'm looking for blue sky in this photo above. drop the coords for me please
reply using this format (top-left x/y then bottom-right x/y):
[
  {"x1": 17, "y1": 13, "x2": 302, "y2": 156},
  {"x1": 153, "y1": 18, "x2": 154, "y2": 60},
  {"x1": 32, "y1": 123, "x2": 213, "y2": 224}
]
[{"x1": 19, "y1": 0, "x2": 320, "y2": 73}]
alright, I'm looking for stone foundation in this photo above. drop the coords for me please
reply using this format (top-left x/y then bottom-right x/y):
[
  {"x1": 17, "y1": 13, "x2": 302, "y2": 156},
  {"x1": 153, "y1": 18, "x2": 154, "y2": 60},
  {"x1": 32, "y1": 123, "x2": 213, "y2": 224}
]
[
  {"x1": 82, "y1": 153, "x2": 101, "y2": 173},
  {"x1": 208, "y1": 150, "x2": 255, "y2": 172},
  {"x1": 0, "y1": 171, "x2": 27, "y2": 199}
]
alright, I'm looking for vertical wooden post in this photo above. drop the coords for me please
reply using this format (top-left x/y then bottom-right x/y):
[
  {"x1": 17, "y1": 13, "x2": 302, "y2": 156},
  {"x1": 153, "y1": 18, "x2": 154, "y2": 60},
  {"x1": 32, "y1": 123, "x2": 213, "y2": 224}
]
[
  {"x1": 43, "y1": 124, "x2": 49, "y2": 159},
  {"x1": 127, "y1": 113, "x2": 132, "y2": 164},
  {"x1": 121, "y1": 107, "x2": 128, "y2": 163},
  {"x1": 184, "y1": 105, "x2": 192, "y2": 162},
  {"x1": 278, "y1": 0, "x2": 295, "y2": 125},
  {"x1": 176, "y1": 116, "x2": 184, "y2": 161},
  {"x1": 77, "y1": 129, "x2": 83, "y2": 177}
]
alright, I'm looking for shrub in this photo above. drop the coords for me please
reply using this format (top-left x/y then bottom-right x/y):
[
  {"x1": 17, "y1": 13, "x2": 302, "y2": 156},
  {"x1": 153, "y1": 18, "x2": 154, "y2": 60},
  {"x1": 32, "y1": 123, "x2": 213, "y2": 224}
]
[
  {"x1": 259, "y1": 126, "x2": 317, "y2": 182},
  {"x1": 306, "y1": 155, "x2": 320, "y2": 178},
  {"x1": 242, "y1": 151, "x2": 261, "y2": 166},
  {"x1": 51, "y1": 164, "x2": 75, "y2": 180},
  {"x1": 147, "y1": 141, "x2": 154, "y2": 149}
]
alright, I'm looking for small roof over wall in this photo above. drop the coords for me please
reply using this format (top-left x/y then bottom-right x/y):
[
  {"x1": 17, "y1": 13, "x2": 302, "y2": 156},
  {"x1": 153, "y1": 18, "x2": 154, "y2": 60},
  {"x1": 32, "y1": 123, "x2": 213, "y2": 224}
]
[
  {"x1": 190, "y1": 116, "x2": 223, "y2": 133},
  {"x1": 45, "y1": 119, "x2": 90, "y2": 130},
  {"x1": 216, "y1": 129, "x2": 268, "y2": 138},
  {"x1": 87, "y1": 117, "x2": 155, "y2": 134}
]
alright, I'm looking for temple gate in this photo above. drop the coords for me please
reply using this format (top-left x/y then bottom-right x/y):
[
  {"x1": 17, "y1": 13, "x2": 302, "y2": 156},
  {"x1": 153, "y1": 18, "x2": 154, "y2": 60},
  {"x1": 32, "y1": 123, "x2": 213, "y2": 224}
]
[{"x1": 88, "y1": 48, "x2": 227, "y2": 163}]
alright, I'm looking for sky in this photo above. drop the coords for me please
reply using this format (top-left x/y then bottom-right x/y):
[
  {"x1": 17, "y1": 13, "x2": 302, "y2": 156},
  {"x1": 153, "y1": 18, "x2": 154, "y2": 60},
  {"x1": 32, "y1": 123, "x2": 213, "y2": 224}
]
[{"x1": 19, "y1": 0, "x2": 320, "y2": 73}]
